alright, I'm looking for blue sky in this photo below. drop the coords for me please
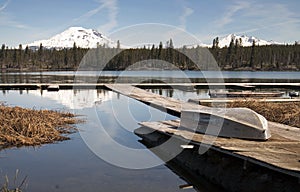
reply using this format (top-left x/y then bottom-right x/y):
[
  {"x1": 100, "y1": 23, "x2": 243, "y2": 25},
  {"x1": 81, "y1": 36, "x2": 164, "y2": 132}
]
[{"x1": 1, "y1": 0, "x2": 300, "y2": 47}]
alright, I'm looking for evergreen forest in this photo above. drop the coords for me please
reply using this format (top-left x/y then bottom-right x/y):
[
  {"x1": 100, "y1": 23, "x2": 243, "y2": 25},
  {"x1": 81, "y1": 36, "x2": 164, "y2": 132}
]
[{"x1": 1, "y1": 39, "x2": 300, "y2": 71}]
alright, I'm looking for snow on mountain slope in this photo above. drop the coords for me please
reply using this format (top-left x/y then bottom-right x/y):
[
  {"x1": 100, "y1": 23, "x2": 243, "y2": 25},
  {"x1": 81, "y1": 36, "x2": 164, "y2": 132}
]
[
  {"x1": 217, "y1": 34, "x2": 281, "y2": 48},
  {"x1": 26, "y1": 27, "x2": 284, "y2": 49},
  {"x1": 27, "y1": 27, "x2": 116, "y2": 49}
]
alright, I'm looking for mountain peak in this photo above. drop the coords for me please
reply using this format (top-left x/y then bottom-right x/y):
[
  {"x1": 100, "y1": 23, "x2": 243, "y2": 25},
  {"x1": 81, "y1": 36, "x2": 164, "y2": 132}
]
[
  {"x1": 217, "y1": 34, "x2": 281, "y2": 48},
  {"x1": 27, "y1": 26, "x2": 115, "y2": 49}
]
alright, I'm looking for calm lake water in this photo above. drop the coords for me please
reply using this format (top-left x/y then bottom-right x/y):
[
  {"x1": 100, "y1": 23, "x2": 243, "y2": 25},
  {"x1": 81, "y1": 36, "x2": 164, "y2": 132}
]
[
  {"x1": 0, "y1": 71, "x2": 299, "y2": 191},
  {"x1": 1, "y1": 71, "x2": 300, "y2": 84},
  {"x1": 0, "y1": 88, "x2": 218, "y2": 192}
]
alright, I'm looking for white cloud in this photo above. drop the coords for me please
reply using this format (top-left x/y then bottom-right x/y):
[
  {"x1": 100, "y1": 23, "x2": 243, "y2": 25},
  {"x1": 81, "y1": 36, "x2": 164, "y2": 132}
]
[
  {"x1": 179, "y1": 6, "x2": 194, "y2": 30},
  {"x1": 208, "y1": 1, "x2": 300, "y2": 43},
  {"x1": 0, "y1": 13, "x2": 28, "y2": 29},
  {"x1": 0, "y1": 0, "x2": 10, "y2": 12},
  {"x1": 233, "y1": 3, "x2": 300, "y2": 42},
  {"x1": 215, "y1": 1, "x2": 250, "y2": 29},
  {"x1": 97, "y1": 0, "x2": 118, "y2": 33},
  {"x1": 73, "y1": 3, "x2": 106, "y2": 23},
  {"x1": 73, "y1": 0, "x2": 118, "y2": 33},
  {"x1": 0, "y1": 0, "x2": 28, "y2": 29}
]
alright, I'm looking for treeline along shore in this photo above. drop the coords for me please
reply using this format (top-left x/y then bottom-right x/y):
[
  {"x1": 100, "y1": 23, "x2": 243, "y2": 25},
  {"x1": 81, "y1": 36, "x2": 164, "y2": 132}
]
[{"x1": 0, "y1": 40, "x2": 300, "y2": 71}]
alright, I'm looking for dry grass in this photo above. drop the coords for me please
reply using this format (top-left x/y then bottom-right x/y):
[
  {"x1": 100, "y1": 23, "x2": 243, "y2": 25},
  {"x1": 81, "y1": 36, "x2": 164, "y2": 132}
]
[
  {"x1": 1, "y1": 170, "x2": 27, "y2": 192},
  {"x1": 225, "y1": 99, "x2": 300, "y2": 128},
  {"x1": 0, "y1": 104, "x2": 79, "y2": 148}
]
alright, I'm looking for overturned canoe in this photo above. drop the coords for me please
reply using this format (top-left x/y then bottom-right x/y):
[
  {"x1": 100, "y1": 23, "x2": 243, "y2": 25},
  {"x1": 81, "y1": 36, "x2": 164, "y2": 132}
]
[{"x1": 180, "y1": 107, "x2": 270, "y2": 140}]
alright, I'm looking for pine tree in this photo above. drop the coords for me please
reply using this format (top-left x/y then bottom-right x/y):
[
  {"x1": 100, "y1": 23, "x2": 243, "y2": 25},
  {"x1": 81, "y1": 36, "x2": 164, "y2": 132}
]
[
  {"x1": 215, "y1": 37, "x2": 219, "y2": 49},
  {"x1": 169, "y1": 38, "x2": 174, "y2": 49},
  {"x1": 18, "y1": 44, "x2": 23, "y2": 69},
  {"x1": 150, "y1": 44, "x2": 155, "y2": 59},
  {"x1": 250, "y1": 40, "x2": 256, "y2": 69},
  {"x1": 12, "y1": 49, "x2": 17, "y2": 67},
  {"x1": 225, "y1": 38, "x2": 235, "y2": 68},
  {"x1": 158, "y1": 41, "x2": 163, "y2": 59},
  {"x1": 38, "y1": 43, "x2": 43, "y2": 69},
  {"x1": 0, "y1": 44, "x2": 5, "y2": 69},
  {"x1": 64, "y1": 49, "x2": 68, "y2": 68},
  {"x1": 233, "y1": 39, "x2": 241, "y2": 68},
  {"x1": 72, "y1": 42, "x2": 78, "y2": 68},
  {"x1": 117, "y1": 40, "x2": 121, "y2": 49}
]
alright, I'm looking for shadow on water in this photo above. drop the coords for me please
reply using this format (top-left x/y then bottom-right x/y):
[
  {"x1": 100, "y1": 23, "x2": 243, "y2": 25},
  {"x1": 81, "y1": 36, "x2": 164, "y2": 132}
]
[
  {"x1": 137, "y1": 138, "x2": 224, "y2": 192},
  {"x1": 135, "y1": 126, "x2": 300, "y2": 192}
]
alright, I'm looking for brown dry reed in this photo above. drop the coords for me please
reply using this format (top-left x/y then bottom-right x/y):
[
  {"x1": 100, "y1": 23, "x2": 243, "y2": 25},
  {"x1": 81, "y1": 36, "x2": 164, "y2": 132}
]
[
  {"x1": 225, "y1": 99, "x2": 300, "y2": 128},
  {"x1": 1, "y1": 170, "x2": 27, "y2": 192},
  {"x1": 0, "y1": 104, "x2": 79, "y2": 148}
]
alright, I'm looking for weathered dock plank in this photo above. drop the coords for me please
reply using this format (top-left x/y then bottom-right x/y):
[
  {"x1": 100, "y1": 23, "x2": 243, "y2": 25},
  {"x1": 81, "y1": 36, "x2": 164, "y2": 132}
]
[
  {"x1": 105, "y1": 83, "x2": 199, "y2": 117},
  {"x1": 105, "y1": 84, "x2": 300, "y2": 178},
  {"x1": 105, "y1": 84, "x2": 268, "y2": 137},
  {"x1": 138, "y1": 120, "x2": 300, "y2": 178},
  {"x1": 136, "y1": 125, "x2": 300, "y2": 192}
]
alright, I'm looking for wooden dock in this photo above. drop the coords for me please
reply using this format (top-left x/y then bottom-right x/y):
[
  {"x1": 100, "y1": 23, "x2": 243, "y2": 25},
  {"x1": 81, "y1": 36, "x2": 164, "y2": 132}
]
[
  {"x1": 105, "y1": 84, "x2": 300, "y2": 178},
  {"x1": 105, "y1": 84, "x2": 198, "y2": 117},
  {"x1": 138, "y1": 120, "x2": 300, "y2": 178},
  {"x1": 189, "y1": 98, "x2": 300, "y2": 105}
]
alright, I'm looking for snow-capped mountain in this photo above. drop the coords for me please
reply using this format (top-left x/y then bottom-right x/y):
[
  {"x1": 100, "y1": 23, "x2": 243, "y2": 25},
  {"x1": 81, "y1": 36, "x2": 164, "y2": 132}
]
[
  {"x1": 27, "y1": 27, "x2": 116, "y2": 49},
  {"x1": 216, "y1": 34, "x2": 281, "y2": 48},
  {"x1": 26, "y1": 27, "x2": 284, "y2": 49}
]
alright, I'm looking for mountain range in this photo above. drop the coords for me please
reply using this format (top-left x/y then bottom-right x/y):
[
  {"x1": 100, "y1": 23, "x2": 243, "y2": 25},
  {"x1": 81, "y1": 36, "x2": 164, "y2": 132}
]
[{"x1": 26, "y1": 26, "x2": 284, "y2": 49}]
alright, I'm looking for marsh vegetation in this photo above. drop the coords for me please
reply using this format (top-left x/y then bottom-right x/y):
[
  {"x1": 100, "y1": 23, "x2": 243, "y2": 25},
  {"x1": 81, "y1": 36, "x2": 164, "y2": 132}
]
[
  {"x1": 0, "y1": 104, "x2": 79, "y2": 149},
  {"x1": 226, "y1": 100, "x2": 300, "y2": 128}
]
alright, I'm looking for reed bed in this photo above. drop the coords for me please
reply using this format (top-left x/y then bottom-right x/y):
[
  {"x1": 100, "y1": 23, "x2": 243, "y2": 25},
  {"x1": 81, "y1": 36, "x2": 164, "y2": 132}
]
[
  {"x1": 0, "y1": 104, "x2": 79, "y2": 148},
  {"x1": 225, "y1": 100, "x2": 300, "y2": 128}
]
